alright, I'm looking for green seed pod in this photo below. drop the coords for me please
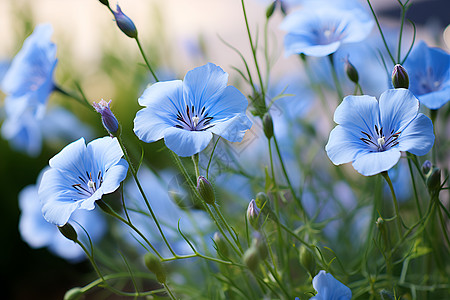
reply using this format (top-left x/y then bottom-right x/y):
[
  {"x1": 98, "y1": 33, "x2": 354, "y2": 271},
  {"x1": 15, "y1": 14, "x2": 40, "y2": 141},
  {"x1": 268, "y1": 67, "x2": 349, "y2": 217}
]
[
  {"x1": 213, "y1": 232, "x2": 229, "y2": 257},
  {"x1": 266, "y1": 1, "x2": 277, "y2": 19},
  {"x1": 391, "y1": 64, "x2": 409, "y2": 89},
  {"x1": 144, "y1": 252, "x2": 166, "y2": 283},
  {"x1": 58, "y1": 223, "x2": 78, "y2": 243},
  {"x1": 426, "y1": 167, "x2": 441, "y2": 193},
  {"x1": 299, "y1": 245, "x2": 316, "y2": 277},
  {"x1": 64, "y1": 287, "x2": 84, "y2": 300},
  {"x1": 98, "y1": 0, "x2": 109, "y2": 7},
  {"x1": 243, "y1": 247, "x2": 260, "y2": 272},
  {"x1": 344, "y1": 57, "x2": 359, "y2": 84},
  {"x1": 263, "y1": 113, "x2": 274, "y2": 139},
  {"x1": 197, "y1": 176, "x2": 215, "y2": 205}
]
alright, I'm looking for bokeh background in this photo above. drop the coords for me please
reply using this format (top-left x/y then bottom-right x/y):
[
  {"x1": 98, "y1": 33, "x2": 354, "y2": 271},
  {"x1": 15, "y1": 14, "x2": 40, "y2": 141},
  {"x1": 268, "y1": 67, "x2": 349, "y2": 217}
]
[{"x1": 0, "y1": 0, "x2": 449, "y2": 299}]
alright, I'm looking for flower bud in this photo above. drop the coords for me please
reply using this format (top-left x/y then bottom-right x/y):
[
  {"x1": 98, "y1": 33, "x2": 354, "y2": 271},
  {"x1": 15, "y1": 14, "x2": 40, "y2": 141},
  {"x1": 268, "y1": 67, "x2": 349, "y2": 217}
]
[
  {"x1": 247, "y1": 199, "x2": 261, "y2": 229},
  {"x1": 380, "y1": 289, "x2": 395, "y2": 300},
  {"x1": 344, "y1": 57, "x2": 359, "y2": 84},
  {"x1": 266, "y1": 1, "x2": 277, "y2": 19},
  {"x1": 144, "y1": 252, "x2": 166, "y2": 283},
  {"x1": 64, "y1": 287, "x2": 84, "y2": 300},
  {"x1": 251, "y1": 232, "x2": 268, "y2": 260},
  {"x1": 299, "y1": 245, "x2": 316, "y2": 277},
  {"x1": 213, "y1": 232, "x2": 229, "y2": 257},
  {"x1": 255, "y1": 192, "x2": 269, "y2": 210},
  {"x1": 263, "y1": 113, "x2": 274, "y2": 139},
  {"x1": 197, "y1": 176, "x2": 215, "y2": 205},
  {"x1": 58, "y1": 223, "x2": 78, "y2": 242},
  {"x1": 93, "y1": 99, "x2": 119, "y2": 136},
  {"x1": 426, "y1": 167, "x2": 441, "y2": 193},
  {"x1": 391, "y1": 64, "x2": 409, "y2": 89},
  {"x1": 98, "y1": 0, "x2": 109, "y2": 7},
  {"x1": 422, "y1": 160, "x2": 432, "y2": 175},
  {"x1": 243, "y1": 247, "x2": 260, "y2": 272},
  {"x1": 113, "y1": 4, "x2": 138, "y2": 39}
]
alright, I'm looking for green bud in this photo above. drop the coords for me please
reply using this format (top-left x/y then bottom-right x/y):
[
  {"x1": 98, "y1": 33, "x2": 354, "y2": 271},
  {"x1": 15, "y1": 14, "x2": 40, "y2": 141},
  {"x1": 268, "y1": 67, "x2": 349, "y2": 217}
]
[
  {"x1": 64, "y1": 287, "x2": 84, "y2": 300},
  {"x1": 266, "y1": 1, "x2": 276, "y2": 19},
  {"x1": 243, "y1": 247, "x2": 260, "y2": 272},
  {"x1": 255, "y1": 192, "x2": 278, "y2": 222},
  {"x1": 299, "y1": 245, "x2": 316, "y2": 277},
  {"x1": 247, "y1": 199, "x2": 261, "y2": 229},
  {"x1": 391, "y1": 64, "x2": 409, "y2": 89},
  {"x1": 213, "y1": 232, "x2": 229, "y2": 257},
  {"x1": 376, "y1": 217, "x2": 384, "y2": 229},
  {"x1": 426, "y1": 167, "x2": 441, "y2": 193},
  {"x1": 144, "y1": 252, "x2": 166, "y2": 283},
  {"x1": 263, "y1": 113, "x2": 274, "y2": 139},
  {"x1": 422, "y1": 160, "x2": 432, "y2": 176},
  {"x1": 344, "y1": 57, "x2": 359, "y2": 84},
  {"x1": 251, "y1": 232, "x2": 268, "y2": 260},
  {"x1": 58, "y1": 223, "x2": 78, "y2": 242},
  {"x1": 98, "y1": 0, "x2": 109, "y2": 7},
  {"x1": 197, "y1": 176, "x2": 215, "y2": 205}
]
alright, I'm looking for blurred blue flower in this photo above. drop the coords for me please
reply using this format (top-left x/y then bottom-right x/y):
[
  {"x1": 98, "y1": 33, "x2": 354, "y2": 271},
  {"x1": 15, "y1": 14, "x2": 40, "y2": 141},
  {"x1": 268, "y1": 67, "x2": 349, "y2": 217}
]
[
  {"x1": 19, "y1": 169, "x2": 106, "y2": 262},
  {"x1": 134, "y1": 63, "x2": 252, "y2": 157},
  {"x1": 39, "y1": 137, "x2": 128, "y2": 226},
  {"x1": 326, "y1": 89, "x2": 434, "y2": 176},
  {"x1": 1, "y1": 24, "x2": 56, "y2": 119},
  {"x1": 310, "y1": 270, "x2": 351, "y2": 300},
  {"x1": 404, "y1": 41, "x2": 450, "y2": 110},
  {"x1": 280, "y1": 1, "x2": 373, "y2": 57}
]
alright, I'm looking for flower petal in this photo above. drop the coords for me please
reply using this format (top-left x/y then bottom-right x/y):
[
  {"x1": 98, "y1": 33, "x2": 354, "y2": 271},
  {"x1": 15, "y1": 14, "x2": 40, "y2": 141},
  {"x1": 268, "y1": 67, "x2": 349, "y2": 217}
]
[
  {"x1": 379, "y1": 89, "x2": 419, "y2": 134},
  {"x1": 311, "y1": 270, "x2": 352, "y2": 300},
  {"x1": 209, "y1": 113, "x2": 252, "y2": 143},
  {"x1": 164, "y1": 127, "x2": 212, "y2": 157},
  {"x1": 352, "y1": 148, "x2": 401, "y2": 176},
  {"x1": 334, "y1": 95, "x2": 379, "y2": 136},
  {"x1": 87, "y1": 136, "x2": 124, "y2": 172},
  {"x1": 98, "y1": 159, "x2": 129, "y2": 195},
  {"x1": 325, "y1": 125, "x2": 370, "y2": 165},
  {"x1": 397, "y1": 113, "x2": 434, "y2": 156}
]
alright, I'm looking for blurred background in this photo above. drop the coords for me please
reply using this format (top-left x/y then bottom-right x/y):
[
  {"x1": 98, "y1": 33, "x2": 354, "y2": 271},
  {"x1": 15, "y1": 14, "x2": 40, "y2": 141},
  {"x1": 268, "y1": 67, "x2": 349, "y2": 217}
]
[{"x1": 0, "y1": 0, "x2": 449, "y2": 299}]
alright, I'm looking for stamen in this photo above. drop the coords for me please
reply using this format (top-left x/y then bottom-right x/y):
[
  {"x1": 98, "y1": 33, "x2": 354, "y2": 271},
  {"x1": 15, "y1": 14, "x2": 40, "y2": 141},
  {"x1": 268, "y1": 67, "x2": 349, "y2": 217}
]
[
  {"x1": 192, "y1": 116, "x2": 200, "y2": 128},
  {"x1": 377, "y1": 136, "x2": 385, "y2": 146},
  {"x1": 88, "y1": 180, "x2": 95, "y2": 189}
]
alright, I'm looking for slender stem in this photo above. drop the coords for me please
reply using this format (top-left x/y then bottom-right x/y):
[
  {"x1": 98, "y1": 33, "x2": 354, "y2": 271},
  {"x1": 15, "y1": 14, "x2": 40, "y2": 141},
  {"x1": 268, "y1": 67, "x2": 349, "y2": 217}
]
[
  {"x1": 117, "y1": 136, "x2": 176, "y2": 256},
  {"x1": 54, "y1": 84, "x2": 91, "y2": 109},
  {"x1": 192, "y1": 153, "x2": 200, "y2": 178},
  {"x1": 381, "y1": 172, "x2": 403, "y2": 237},
  {"x1": 397, "y1": 2, "x2": 408, "y2": 63},
  {"x1": 163, "y1": 283, "x2": 177, "y2": 300},
  {"x1": 263, "y1": 261, "x2": 291, "y2": 299},
  {"x1": 135, "y1": 36, "x2": 159, "y2": 82},
  {"x1": 206, "y1": 137, "x2": 221, "y2": 179},
  {"x1": 430, "y1": 109, "x2": 438, "y2": 163},
  {"x1": 407, "y1": 158, "x2": 422, "y2": 218},
  {"x1": 328, "y1": 54, "x2": 344, "y2": 101},
  {"x1": 212, "y1": 203, "x2": 243, "y2": 253}
]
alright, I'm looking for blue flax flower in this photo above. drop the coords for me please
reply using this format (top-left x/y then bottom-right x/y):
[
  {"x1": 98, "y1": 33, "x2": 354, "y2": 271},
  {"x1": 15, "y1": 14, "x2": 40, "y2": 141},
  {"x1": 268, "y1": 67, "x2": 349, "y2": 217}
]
[
  {"x1": 134, "y1": 63, "x2": 252, "y2": 157},
  {"x1": 39, "y1": 137, "x2": 128, "y2": 226},
  {"x1": 404, "y1": 41, "x2": 450, "y2": 110},
  {"x1": 325, "y1": 89, "x2": 434, "y2": 176},
  {"x1": 310, "y1": 270, "x2": 351, "y2": 300},
  {"x1": 1, "y1": 24, "x2": 56, "y2": 119},
  {"x1": 280, "y1": 1, "x2": 374, "y2": 57}
]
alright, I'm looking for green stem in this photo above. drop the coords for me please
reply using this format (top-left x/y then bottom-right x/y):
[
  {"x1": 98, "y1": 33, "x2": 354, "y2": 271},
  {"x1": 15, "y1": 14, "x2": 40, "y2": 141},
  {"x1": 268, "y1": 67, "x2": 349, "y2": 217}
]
[
  {"x1": 135, "y1": 36, "x2": 159, "y2": 82},
  {"x1": 206, "y1": 137, "x2": 221, "y2": 179},
  {"x1": 54, "y1": 84, "x2": 91, "y2": 109},
  {"x1": 328, "y1": 54, "x2": 344, "y2": 101},
  {"x1": 407, "y1": 157, "x2": 422, "y2": 218},
  {"x1": 263, "y1": 261, "x2": 291, "y2": 299},
  {"x1": 430, "y1": 109, "x2": 438, "y2": 163},
  {"x1": 381, "y1": 171, "x2": 403, "y2": 237},
  {"x1": 212, "y1": 203, "x2": 243, "y2": 253},
  {"x1": 163, "y1": 283, "x2": 177, "y2": 300}
]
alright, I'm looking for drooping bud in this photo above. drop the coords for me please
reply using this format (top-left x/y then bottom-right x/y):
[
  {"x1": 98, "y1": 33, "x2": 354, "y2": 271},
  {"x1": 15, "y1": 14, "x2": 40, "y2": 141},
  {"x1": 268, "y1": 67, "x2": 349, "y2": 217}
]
[
  {"x1": 93, "y1": 99, "x2": 119, "y2": 136},
  {"x1": 144, "y1": 252, "x2": 166, "y2": 283},
  {"x1": 344, "y1": 57, "x2": 359, "y2": 84},
  {"x1": 263, "y1": 113, "x2": 274, "y2": 139},
  {"x1": 391, "y1": 64, "x2": 409, "y2": 89},
  {"x1": 243, "y1": 247, "x2": 260, "y2": 272},
  {"x1": 266, "y1": 1, "x2": 277, "y2": 19},
  {"x1": 58, "y1": 223, "x2": 78, "y2": 242},
  {"x1": 251, "y1": 232, "x2": 268, "y2": 260},
  {"x1": 213, "y1": 232, "x2": 229, "y2": 257},
  {"x1": 98, "y1": 0, "x2": 109, "y2": 7},
  {"x1": 426, "y1": 167, "x2": 441, "y2": 193},
  {"x1": 197, "y1": 176, "x2": 215, "y2": 205},
  {"x1": 299, "y1": 245, "x2": 316, "y2": 277},
  {"x1": 422, "y1": 160, "x2": 432, "y2": 175},
  {"x1": 113, "y1": 4, "x2": 138, "y2": 39},
  {"x1": 64, "y1": 287, "x2": 84, "y2": 300},
  {"x1": 247, "y1": 199, "x2": 261, "y2": 229}
]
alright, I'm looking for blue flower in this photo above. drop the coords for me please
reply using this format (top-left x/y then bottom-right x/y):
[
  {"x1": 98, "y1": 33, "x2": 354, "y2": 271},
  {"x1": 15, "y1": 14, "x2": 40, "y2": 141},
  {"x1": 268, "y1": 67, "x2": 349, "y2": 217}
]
[
  {"x1": 404, "y1": 41, "x2": 450, "y2": 110},
  {"x1": 1, "y1": 24, "x2": 56, "y2": 119},
  {"x1": 310, "y1": 270, "x2": 352, "y2": 300},
  {"x1": 134, "y1": 63, "x2": 252, "y2": 157},
  {"x1": 325, "y1": 89, "x2": 434, "y2": 176},
  {"x1": 280, "y1": 1, "x2": 374, "y2": 57},
  {"x1": 19, "y1": 169, "x2": 106, "y2": 262},
  {"x1": 39, "y1": 137, "x2": 128, "y2": 226}
]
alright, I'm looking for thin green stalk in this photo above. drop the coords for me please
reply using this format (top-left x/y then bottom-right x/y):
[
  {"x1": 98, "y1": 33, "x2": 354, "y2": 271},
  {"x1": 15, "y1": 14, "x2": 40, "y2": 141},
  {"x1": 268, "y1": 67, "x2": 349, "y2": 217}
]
[
  {"x1": 381, "y1": 171, "x2": 403, "y2": 237},
  {"x1": 397, "y1": 1, "x2": 409, "y2": 63},
  {"x1": 263, "y1": 261, "x2": 291, "y2": 299},
  {"x1": 163, "y1": 283, "x2": 177, "y2": 300},
  {"x1": 192, "y1": 153, "x2": 200, "y2": 178},
  {"x1": 135, "y1": 37, "x2": 159, "y2": 82},
  {"x1": 407, "y1": 158, "x2": 422, "y2": 218},
  {"x1": 54, "y1": 84, "x2": 91, "y2": 108},
  {"x1": 430, "y1": 109, "x2": 438, "y2": 163},
  {"x1": 117, "y1": 136, "x2": 176, "y2": 256},
  {"x1": 328, "y1": 54, "x2": 344, "y2": 101},
  {"x1": 212, "y1": 203, "x2": 243, "y2": 253},
  {"x1": 206, "y1": 137, "x2": 221, "y2": 179}
]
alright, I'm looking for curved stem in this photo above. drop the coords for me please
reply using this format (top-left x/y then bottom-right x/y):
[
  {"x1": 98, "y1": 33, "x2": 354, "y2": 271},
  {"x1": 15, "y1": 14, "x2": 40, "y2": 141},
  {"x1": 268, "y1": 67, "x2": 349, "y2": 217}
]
[
  {"x1": 328, "y1": 54, "x2": 344, "y2": 101},
  {"x1": 54, "y1": 84, "x2": 91, "y2": 109},
  {"x1": 163, "y1": 283, "x2": 177, "y2": 300},
  {"x1": 135, "y1": 36, "x2": 159, "y2": 82},
  {"x1": 381, "y1": 171, "x2": 403, "y2": 237}
]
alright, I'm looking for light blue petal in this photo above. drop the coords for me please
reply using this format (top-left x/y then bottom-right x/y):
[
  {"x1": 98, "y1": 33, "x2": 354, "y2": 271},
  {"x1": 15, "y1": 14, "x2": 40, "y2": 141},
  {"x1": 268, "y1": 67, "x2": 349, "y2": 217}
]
[
  {"x1": 207, "y1": 85, "x2": 249, "y2": 120},
  {"x1": 352, "y1": 148, "x2": 401, "y2": 176},
  {"x1": 379, "y1": 89, "x2": 419, "y2": 134},
  {"x1": 397, "y1": 113, "x2": 434, "y2": 156},
  {"x1": 334, "y1": 95, "x2": 379, "y2": 136},
  {"x1": 138, "y1": 80, "x2": 183, "y2": 109},
  {"x1": 311, "y1": 270, "x2": 352, "y2": 300},
  {"x1": 98, "y1": 159, "x2": 129, "y2": 195},
  {"x1": 49, "y1": 137, "x2": 88, "y2": 175},
  {"x1": 183, "y1": 63, "x2": 228, "y2": 110},
  {"x1": 325, "y1": 125, "x2": 370, "y2": 165},
  {"x1": 133, "y1": 107, "x2": 172, "y2": 143},
  {"x1": 48, "y1": 234, "x2": 85, "y2": 262},
  {"x1": 284, "y1": 33, "x2": 341, "y2": 57},
  {"x1": 417, "y1": 86, "x2": 450, "y2": 110},
  {"x1": 209, "y1": 113, "x2": 252, "y2": 143},
  {"x1": 87, "y1": 136, "x2": 124, "y2": 172},
  {"x1": 164, "y1": 127, "x2": 212, "y2": 157}
]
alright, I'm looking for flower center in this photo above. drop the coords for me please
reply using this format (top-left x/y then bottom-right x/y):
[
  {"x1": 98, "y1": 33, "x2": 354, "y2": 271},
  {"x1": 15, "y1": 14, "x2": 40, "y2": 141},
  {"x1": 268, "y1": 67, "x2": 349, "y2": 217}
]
[
  {"x1": 72, "y1": 171, "x2": 103, "y2": 198},
  {"x1": 174, "y1": 104, "x2": 215, "y2": 131},
  {"x1": 360, "y1": 125, "x2": 401, "y2": 152}
]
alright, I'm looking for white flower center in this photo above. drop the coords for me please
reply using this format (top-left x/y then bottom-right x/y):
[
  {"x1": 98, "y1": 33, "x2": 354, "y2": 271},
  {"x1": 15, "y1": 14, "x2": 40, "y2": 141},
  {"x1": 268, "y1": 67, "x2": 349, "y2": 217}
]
[
  {"x1": 377, "y1": 136, "x2": 386, "y2": 147},
  {"x1": 192, "y1": 116, "x2": 200, "y2": 128},
  {"x1": 88, "y1": 180, "x2": 95, "y2": 189}
]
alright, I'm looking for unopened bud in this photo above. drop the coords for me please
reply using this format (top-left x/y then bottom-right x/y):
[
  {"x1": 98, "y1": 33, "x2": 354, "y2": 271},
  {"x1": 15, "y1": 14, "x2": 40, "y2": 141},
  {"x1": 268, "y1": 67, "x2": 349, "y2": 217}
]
[
  {"x1": 391, "y1": 64, "x2": 409, "y2": 89},
  {"x1": 422, "y1": 160, "x2": 432, "y2": 175},
  {"x1": 255, "y1": 192, "x2": 278, "y2": 221},
  {"x1": 247, "y1": 199, "x2": 261, "y2": 229},
  {"x1": 376, "y1": 217, "x2": 384, "y2": 230},
  {"x1": 58, "y1": 223, "x2": 78, "y2": 242},
  {"x1": 263, "y1": 113, "x2": 274, "y2": 139},
  {"x1": 243, "y1": 247, "x2": 260, "y2": 272},
  {"x1": 64, "y1": 287, "x2": 84, "y2": 300},
  {"x1": 197, "y1": 176, "x2": 215, "y2": 205},
  {"x1": 93, "y1": 99, "x2": 119, "y2": 136},
  {"x1": 113, "y1": 4, "x2": 138, "y2": 39},
  {"x1": 266, "y1": 1, "x2": 277, "y2": 19},
  {"x1": 144, "y1": 252, "x2": 166, "y2": 283},
  {"x1": 299, "y1": 245, "x2": 316, "y2": 277},
  {"x1": 213, "y1": 232, "x2": 229, "y2": 257},
  {"x1": 344, "y1": 57, "x2": 359, "y2": 84},
  {"x1": 98, "y1": 0, "x2": 109, "y2": 6},
  {"x1": 426, "y1": 167, "x2": 441, "y2": 193}
]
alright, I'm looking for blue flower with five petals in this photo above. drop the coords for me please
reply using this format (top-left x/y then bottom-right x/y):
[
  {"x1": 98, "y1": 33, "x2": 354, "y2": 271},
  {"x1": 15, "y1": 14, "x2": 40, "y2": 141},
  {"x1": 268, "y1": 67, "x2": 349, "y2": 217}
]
[
  {"x1": 134, "y1": 63, "x2": 252, "y2": 157},
  {"x1": 404, "y1": 41, "x2": 450, "y2": 110},
  {"x1": 310, "y1": 270, "x2": 352, "y2": 300},
  {"x1": 39, "y1": 137, "x2": 129, "y2": 226},
  {"x1": 325, "y1": 89, "x2": 434, "y2": 176}
]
